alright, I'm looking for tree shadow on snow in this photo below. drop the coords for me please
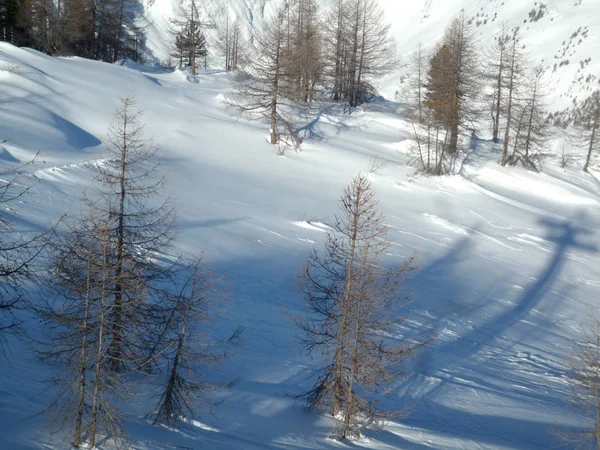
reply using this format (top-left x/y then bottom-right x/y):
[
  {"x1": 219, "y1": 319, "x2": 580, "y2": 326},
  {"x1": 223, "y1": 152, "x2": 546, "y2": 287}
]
[{"x1": 387, "y1": 212, "x2": 596, "y2": 449}]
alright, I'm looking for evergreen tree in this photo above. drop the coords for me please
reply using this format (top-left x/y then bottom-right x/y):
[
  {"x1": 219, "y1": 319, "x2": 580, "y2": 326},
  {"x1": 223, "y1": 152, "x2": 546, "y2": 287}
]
[{"x1": 170, "y1": 0, "x2": 207, "y2": 74}]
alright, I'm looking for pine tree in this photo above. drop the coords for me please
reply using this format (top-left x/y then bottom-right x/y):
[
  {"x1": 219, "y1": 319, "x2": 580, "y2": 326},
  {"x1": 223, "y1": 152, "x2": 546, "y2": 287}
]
[
  {"x1": 94, "y1": 0, "x2": 144, "y2": 62},
  {"x1": 0, "y1": 0, "x2": 20, "y2": 43},
  {"x1": 56, "y1": 0, "x2": 93, "y2": 56},
  {"x1": 170, "y1": 0, "x2": 207, "y2": 75},
  {"x1": 19, "y1": 0, "x2": 56, "y2": 53}
]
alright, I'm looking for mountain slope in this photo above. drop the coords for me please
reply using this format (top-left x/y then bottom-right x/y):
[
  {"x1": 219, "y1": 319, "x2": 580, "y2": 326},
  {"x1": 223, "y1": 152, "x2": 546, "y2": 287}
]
[
  {"x1": 1, "y1": 38, "x2": 600, "y2": 449},
  {"x1": 142, "y1": 0, "x2": 600, "y2": 114},
  {"x1": 378, "y1": 0, "x2": 600, "y2": 111}
]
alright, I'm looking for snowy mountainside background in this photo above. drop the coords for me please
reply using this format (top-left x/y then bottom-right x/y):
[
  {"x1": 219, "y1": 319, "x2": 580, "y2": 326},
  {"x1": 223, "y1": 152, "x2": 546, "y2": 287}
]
[{"x1": 143, "y1": 0, "x2": 600, "y2": 112}]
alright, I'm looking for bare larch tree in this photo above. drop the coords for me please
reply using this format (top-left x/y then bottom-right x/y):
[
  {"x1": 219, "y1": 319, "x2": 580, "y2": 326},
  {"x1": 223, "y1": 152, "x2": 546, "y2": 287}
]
[
  {"x1": 93, "y1": 95, "x2": 177, "y2": 372},
  {"x1": 37, "y1": 211, "x2": 132, "y2": 448},
  {"x1": 327, "y1": 0, "x2": 396, "y2": 110},
  {"x1": 0, "y1": 153, "x2": 53, "y2": 354},
  {"x1": 294, "y1": 173, "x2": 422, "y2": 440},
  {"x1": 509, "y1": 65, "x2": 549, "y2": 171},
  {"x1": 483, "y1": 25, "x2": 511, "y2": 143},
  {"x1": 582, "y1": 91, "x2": 600, "y2": 173},
  {"x1": 228, "y1": 3, "x2": 300, "y2": 153},
  {"x1": 499, "y1": 28, "x2": 526, "y2": 167},
  {"x1": 151, "y1": 257, "x2": 242, "y2": 427}
]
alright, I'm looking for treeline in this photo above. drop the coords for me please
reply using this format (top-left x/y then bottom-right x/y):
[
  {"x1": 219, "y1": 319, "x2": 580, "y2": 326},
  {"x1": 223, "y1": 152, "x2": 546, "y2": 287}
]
[
  {"x1": 2, "y1": 0, "x2": 598, "y2": 169},
  {"x1": 0, "y1": 0, "x2": 145, "y2": 61},
  {"x1": 402, "y1": 13, "x2": 600, "y2": 175}
]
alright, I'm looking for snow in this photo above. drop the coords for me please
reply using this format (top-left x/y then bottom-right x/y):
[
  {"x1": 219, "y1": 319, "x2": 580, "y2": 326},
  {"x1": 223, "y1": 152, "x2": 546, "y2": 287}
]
[{"x1": 1, "y1": 1, "x2": 600, "y2": 446}]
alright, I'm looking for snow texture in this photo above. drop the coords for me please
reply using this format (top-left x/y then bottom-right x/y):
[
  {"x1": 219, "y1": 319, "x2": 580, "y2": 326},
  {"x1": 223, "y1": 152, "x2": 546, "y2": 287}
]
[{"x1": 1, "y1": 0, "x2": 600, "y2": 447}]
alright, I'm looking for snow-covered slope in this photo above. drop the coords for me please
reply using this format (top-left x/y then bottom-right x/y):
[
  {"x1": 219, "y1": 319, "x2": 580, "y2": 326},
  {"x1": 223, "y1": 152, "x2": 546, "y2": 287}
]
[
  {"x1": 377, "y1": 0, "x2": 600, "y2": 110},
  {"x1": 1, "y1": 39, "x2": 600, "y2": 449}
]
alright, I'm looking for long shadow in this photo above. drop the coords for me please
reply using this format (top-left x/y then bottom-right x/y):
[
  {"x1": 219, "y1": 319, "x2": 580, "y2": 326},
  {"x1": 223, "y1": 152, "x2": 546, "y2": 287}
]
[
  {"x1": 444, "y1": 215, "x2": 595, "y2": 361},
  {"x1": 49, "y1": 112, "x2": 102, "y2": 150},
  {"x1": 0, "y1": 107, "x2": 102, "y2": 153},
  {"x1": 388, "y1": 214, "x2": 597, "y2": 446},
  {"x1": 371, "y1": 401, "x2": 588, "y2": 450},
  {"x1": 179, "y1": 217, "x2": 247, "y2": 229}
]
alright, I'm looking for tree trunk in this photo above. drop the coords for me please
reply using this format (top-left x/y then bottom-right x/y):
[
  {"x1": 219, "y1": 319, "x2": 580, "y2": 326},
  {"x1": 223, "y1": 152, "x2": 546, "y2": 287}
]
[
  {"x1": 492, "y1": 46, "x2": 504, "y2": 143},
  {"x1": 270, "y1": 41, "x2": 281, "y2": 145},
  {"x1": 501, "y1": 41, "x2": 517, "y2": 166},
  {"x1": 109, "y1": 107, "x2": 128, "y2": 372},
  {"x1": 73, "y1": 247, "x2": 94, "y2": 447},
  {"x1": 584, "y1": 102, "x2": 599, "y2": 173}
]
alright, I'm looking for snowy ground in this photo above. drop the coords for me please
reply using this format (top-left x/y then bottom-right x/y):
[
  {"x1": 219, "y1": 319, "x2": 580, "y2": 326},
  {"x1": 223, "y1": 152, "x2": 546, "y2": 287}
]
[{"x1": 1, "y1": 42, "x2": 599, "y2": 449}]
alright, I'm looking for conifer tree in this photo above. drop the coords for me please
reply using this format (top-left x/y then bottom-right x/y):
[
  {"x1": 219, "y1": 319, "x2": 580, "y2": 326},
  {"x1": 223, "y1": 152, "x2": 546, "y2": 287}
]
[
  {"x1": 92, "y1": 95, "x2": 177, "y2": 371},
  {"x1": 327, "y1": 0, "x2": 396, "y2": 110},
  {"x1": 582, "y1": 91, "x2": 600, "y2": 173},
  {"x1": 0, "y1": 150, "x2": 55, "y2": 354},
  {"x1": 170, "y1": 0, "x2": 207, "y2": 74},
  {"x1": 294, "y1": 173, "x2": 422, "y2": 439},
  {"x1": 425, "y1": 11, "x2": 480, "y2": 156},
  {"x1": 509, "y1": 66, "x2": 548, "y2": 171},
  {"x1": 228, "y1": 3, "x2": 300, "y2": 152},
  {"x1": 499, "y1": 29, "x2": 526, "y2": 167},
  {"x1": 151, "y1": 258, "x2": 242, "y2": 427},
  {"x1": 484, "y1": 26, "x2": 511, "y2": 143},
  {"x1": 37, "y1": 212, "x2": 130, "y2": 449}
]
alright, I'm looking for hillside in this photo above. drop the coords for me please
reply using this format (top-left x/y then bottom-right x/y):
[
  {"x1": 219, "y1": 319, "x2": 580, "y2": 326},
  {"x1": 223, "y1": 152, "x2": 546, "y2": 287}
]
[
  {"x1": 1, "y1": 0, "x2": 600, "y2": 449},
  {"x1": 1, "y1": 35, "x2": 600, "y2": 448},
  {"x1": 144, "y1": 0, "x2": 600, "y2": 112}
]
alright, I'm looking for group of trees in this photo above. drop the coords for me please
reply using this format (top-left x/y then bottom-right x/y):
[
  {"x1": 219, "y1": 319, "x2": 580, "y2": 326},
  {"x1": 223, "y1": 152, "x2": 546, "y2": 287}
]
[
  {"x1": 405, "y1": 13, "x2": 479, "y2": 174},
  {"x1": 21, "y1": 96, "x2": 241, "y2": 447},
  {"x1": 485, "y1": 28, "x2": 548, "y2": 171},
  {"x1": 0, "y1": 0, "x2": 145, "y2": 61},
  {"x1": 0, "y1": 95, "x2": 423, "y2": 446},
  {"x1": 553, "y1": 89, "x2": 600, "y2": 173},
  {"x1": 402, "y1": 13, "x2": 551, "y2": 175},
  {"x1": 229, "y1": 0, "x2": 396, "y2": 151}
]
